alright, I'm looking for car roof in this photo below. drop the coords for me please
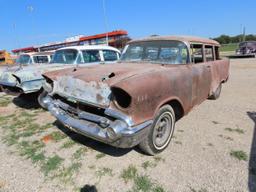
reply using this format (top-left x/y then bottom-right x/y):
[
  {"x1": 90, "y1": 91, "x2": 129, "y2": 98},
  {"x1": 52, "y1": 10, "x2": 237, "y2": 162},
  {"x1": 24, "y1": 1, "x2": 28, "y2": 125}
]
[
  {"x1": 129, "y1": 35, "x2": 220, "y2": 46},
  {"x1": 57, "y1": 45, "x2": 121, "y2": 53},
  {"x1": 20, "y1": 52, "x2": 53, "y2": 56}
]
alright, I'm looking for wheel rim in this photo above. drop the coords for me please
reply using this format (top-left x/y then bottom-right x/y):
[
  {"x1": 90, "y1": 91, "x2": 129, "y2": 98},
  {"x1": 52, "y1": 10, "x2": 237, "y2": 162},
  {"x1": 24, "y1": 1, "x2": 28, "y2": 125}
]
[{"x1": 152, "y1": 111, "x2": 174, "y2": 150}]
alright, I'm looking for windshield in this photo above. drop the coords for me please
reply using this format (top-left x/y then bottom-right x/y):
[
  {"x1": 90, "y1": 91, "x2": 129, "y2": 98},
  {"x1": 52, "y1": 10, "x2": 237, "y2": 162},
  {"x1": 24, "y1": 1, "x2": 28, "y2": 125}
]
[
  {"x1": 121, "y1": 40, "x2": 188, "y2": 64},
  {"x1": 16, "y1": 55, "x2": 31, "y2": 65},
  {"x1": 51, "y1": 49, "x2": 78, "y2": 64},
  {"x1": 33, "y1": 55, "x2": 50, "y2": 63}
]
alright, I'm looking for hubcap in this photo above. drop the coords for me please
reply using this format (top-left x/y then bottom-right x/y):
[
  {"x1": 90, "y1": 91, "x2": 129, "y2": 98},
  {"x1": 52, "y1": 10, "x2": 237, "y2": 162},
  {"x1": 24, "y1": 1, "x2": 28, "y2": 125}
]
[{"x1": 152, "y1": 112, "x2": 173, "y2": 150}]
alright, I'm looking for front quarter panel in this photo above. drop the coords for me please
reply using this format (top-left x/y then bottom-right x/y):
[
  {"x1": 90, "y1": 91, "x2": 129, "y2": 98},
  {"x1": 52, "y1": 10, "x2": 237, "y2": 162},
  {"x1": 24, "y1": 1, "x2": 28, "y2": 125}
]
[{"x1": 110, "y1": 65, "x2": 192, "y2": 125}]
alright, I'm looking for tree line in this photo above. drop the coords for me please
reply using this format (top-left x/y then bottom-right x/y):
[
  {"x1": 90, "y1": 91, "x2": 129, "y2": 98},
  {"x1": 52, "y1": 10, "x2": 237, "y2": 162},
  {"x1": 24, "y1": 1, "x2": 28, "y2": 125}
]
[{"x1": 212, "y1": 34, "x2": 256, "y2": 44}]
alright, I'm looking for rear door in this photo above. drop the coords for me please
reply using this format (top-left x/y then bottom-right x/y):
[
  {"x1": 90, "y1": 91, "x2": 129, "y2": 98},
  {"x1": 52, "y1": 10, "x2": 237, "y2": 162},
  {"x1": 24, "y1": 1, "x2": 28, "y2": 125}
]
[{"x1": 190, "y1": 43, "x2": 212, "y2": 106}]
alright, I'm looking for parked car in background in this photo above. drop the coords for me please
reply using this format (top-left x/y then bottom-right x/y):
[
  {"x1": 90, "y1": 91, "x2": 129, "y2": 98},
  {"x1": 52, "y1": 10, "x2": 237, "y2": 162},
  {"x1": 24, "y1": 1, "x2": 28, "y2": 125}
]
[
  {"x1": 39, "y1": 36, "x2": 229, "y2": 155},
  {"x1": 236, "y1": 41, "x2": 256, "y2": 57},
  {"x1": 0, "y1": 45, "x2": 120, "y2": 96}
]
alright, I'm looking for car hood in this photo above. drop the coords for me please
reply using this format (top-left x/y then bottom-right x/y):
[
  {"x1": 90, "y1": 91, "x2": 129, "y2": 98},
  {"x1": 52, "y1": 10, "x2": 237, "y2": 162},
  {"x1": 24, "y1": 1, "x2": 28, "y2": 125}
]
[
  {"x1": 45, "y1": 62, "x2": 163, "y2": 86},
  {"x1": 45, "y1": 62, "x2": 165, "y2": 107},
  {"x1": 0, "y1": 63, "x2": 76, "y2": 84}
]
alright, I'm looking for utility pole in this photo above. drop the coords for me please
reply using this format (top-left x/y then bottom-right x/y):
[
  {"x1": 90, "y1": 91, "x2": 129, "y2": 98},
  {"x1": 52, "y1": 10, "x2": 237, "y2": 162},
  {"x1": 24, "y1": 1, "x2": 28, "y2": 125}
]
[
  {"x1": 102, "y1": 0, "x2": 109, "y2": 45},
  {"x1": 242, "y1": 26, "x2": 246, "y2": 42}
]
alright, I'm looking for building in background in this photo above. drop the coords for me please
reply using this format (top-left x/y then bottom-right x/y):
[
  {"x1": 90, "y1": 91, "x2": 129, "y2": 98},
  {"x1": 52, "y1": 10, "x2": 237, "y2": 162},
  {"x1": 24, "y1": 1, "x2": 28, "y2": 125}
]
[{"x1": 12, "y1": 30, "x2": 130, "y2": 54}]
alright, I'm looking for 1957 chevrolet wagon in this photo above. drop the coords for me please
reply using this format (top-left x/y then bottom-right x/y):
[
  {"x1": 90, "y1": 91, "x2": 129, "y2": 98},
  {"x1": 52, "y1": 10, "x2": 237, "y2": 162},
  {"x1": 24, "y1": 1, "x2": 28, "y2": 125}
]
[
  {"x1": 40, "y1": 36, "x2": 230, "y2": 155},
  {"x1": 0, "y1": 45, "x2": 120, "y2": 97}
]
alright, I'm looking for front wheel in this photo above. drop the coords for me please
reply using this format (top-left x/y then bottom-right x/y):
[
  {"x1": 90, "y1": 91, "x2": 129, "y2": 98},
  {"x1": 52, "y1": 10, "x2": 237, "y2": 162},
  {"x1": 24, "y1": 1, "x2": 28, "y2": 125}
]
[
  {"x1": 139, "y1": 105, "x2": 175, "y2": 155},
  {"x1": 38, "y1": 90, "x2": 48, "y2": 109}
]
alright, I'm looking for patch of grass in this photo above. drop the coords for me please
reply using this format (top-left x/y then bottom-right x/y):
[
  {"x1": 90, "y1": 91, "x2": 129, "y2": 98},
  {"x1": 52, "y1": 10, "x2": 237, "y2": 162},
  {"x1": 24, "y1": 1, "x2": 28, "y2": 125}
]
[
  {"x1": 133, "y1": 175, "x2": 153, "y2": 192},
  {"x1": 121, "y1": 165, "x2": 138, "y2": 183},
  {"x1": 0, "y1": 96, "x2": 12, "y2": 107},
  {"x1": 224, "y1": 127, "x2": 245, "y2": 134},
  {"x1": 72, "y1": 147, "x2": 87, "y2": 160},
  {"x1": 153, "y1": 156, "x2": 165, "y2": 163},
  {"x1": 152, "y1": 185, "x2": 166, "y2": 192},
  {"x1": 122, "y1": 165, "x2": 167, "y2": 192},
  {"x1": 142, "y1": 161, "x2": 156, "y2": 170},
  {"x1": 61, "y1": 139, "x2": 76, "y2": 149},
  {"x1": 220, "y1": 43, "x2": 238, "y2": 52},
  {"x1": 218, "y1": 134, "x2": 233, "y2": 141},
  {"x1": 189, "y1": 187, "x2": 208, "y2": 192},
  {"x1": 19, "y1": 140, "x2": 45, "y2": 160},
  {"x1": 96, "y1": 167, "x2": 113, "y2": 179},
  {"x1": 230, "y1": 150, "x2": 248, "y2": 161},
  {"x1": 57, "y1": 162, "x2": 82, "y2": 182},
  {"x1": 42, "y1": 155, "x2": 64, "y2": 176},
  {"x1": 50, "y1": 131, "x2": 66, "y2": 142},
  {"x1": 95, "y1": 153, "x2": 106, "y2": 159}
]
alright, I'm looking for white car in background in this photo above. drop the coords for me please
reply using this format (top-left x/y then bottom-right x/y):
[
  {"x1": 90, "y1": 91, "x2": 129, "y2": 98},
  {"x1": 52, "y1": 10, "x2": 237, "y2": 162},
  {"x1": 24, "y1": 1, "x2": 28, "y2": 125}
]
[{"x1": 0, "y1": 45, "x2": 120, "y2": 96}]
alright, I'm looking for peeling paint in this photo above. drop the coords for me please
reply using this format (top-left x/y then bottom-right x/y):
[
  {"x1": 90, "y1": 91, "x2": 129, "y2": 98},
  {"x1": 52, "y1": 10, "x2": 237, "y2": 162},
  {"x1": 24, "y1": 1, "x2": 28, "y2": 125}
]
[{"x1": 52, "y1": 76, "x2": 112, "y2": 107}]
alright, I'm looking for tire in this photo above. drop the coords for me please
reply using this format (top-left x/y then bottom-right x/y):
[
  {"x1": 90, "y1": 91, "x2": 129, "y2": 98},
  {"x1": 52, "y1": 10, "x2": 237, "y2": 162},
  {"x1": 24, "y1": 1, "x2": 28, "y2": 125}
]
[
  {"x1": 209, "y1": 84, "x2": 222, "y2": 100},
  {"x1": 139, "y1": 105, "x2": 175, "y2": 155},
  {"x1": 38, "y1": 90, "x2": 48, "y2": 109}
]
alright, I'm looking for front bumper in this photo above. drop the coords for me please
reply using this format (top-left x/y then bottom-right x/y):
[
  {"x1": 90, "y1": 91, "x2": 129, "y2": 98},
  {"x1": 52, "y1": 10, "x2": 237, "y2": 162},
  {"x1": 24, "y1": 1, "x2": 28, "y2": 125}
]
[{"x1": 42, "y1": 96, "x2": 152, "y2": 148}]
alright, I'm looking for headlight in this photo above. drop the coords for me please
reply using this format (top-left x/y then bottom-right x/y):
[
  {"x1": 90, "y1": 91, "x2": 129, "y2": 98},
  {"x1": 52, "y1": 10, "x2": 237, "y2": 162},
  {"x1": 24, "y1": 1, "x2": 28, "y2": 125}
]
[
  {"x1": 111, "y1": 87, "x2": 132, "y2": 109},
  {"x1": 42, "y1": 81, "x2": 53, "y2": 93},
  {"x1": 42, "y1": 75, "x2": 53, "y2": 93},
  {"x1": 21, "y1": 80, "x2": 44, "y2": 91}
]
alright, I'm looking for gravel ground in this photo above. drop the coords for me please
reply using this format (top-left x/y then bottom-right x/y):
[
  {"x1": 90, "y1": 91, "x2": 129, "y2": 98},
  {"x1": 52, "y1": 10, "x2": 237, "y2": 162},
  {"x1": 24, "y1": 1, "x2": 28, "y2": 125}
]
[{"x1": 0, "y1": 58, "x2": 256, "y2": 192}]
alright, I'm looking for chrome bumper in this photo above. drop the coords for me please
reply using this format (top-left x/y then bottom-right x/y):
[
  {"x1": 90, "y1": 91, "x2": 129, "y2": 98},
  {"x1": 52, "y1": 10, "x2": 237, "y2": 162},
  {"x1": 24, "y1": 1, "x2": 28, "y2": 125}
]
[{"x1": 42, "y1": 96, "x2": 152, "y2": 148}]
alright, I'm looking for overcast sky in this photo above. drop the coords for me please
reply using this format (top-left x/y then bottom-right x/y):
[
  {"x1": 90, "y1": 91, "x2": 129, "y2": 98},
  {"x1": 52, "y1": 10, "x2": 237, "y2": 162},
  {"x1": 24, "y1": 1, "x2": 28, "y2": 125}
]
[{"x1": 0, "y1": 0, "x2": 255, "y2": 51}]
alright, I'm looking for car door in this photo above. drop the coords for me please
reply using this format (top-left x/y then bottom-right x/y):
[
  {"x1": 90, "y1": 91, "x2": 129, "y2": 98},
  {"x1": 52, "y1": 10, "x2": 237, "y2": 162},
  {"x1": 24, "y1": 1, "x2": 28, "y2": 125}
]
[{"x1": 190, "y1": 44, "x2": 212, "y2": 106}]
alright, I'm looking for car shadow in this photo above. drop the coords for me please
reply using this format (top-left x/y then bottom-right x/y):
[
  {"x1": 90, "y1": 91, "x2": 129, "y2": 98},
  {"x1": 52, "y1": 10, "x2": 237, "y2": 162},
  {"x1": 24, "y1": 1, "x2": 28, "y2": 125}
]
[
  {"x1": 247, "y1": 111, "x2": 256, "y2": 192},
  {"x1": 80, "y1": 184, "x2": 98, "y2": 192},
  {"x1": 12, "y1": 94, "x2": 41, "y2": 109},
  {"x1": 53, "y1": 120, "x2": 134, "y2": 157}
]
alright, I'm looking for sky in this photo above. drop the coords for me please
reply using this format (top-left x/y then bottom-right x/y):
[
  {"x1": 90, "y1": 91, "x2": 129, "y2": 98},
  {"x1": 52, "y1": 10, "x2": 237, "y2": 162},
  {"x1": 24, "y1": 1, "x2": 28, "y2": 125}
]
[{"x1": 0, "y1": 0, "x2": 255, "y2": 51}]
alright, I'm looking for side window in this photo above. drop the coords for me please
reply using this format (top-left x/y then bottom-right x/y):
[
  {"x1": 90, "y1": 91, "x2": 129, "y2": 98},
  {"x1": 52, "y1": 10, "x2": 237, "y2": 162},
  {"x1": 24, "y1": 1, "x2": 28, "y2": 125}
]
[
  {"x1": 214, "y1": 46, "x2": 220, "y2": 60},
  {"x1": 82, "y1": 50, "x2": 101, "y2": 63},
  {"x1": 191, "y1": 44, "x2": 203, "y2": 63},
  {"x1": 102, "y1": 50, "x2": 118, "y2": 61},
  {"x1": 204, "y1": 45, "x2": 214, "y2": 61}
]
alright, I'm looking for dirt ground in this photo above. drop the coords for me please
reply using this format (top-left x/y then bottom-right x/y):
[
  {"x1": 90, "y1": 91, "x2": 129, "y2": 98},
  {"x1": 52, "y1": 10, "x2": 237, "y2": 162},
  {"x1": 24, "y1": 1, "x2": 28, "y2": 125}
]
[{"x1": 0, "y1": 58, "x2": 256, "y2": 192}]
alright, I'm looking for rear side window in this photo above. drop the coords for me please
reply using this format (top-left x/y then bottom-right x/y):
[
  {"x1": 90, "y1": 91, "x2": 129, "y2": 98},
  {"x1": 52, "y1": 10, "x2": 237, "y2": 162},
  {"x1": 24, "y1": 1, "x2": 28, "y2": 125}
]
[
  {"x1": 215, "y1": 46, "x2": 220, "y2": 60},
  {"x1": 82, "y1": 50, "x2": 101, "y2": 63},
  {"x1": 191, "y1": 44, "x2": 203, "y2": 63},
  {"x1": 103, "y1": 50, "x2": 118, "y2": 61},
  {"x1": 204, "y1": 46, "x2": 214, "y2": 61}
]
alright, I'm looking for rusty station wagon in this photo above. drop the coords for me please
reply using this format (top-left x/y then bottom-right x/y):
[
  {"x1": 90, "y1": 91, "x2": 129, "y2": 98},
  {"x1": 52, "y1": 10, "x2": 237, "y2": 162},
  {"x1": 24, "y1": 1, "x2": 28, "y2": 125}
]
[{"x1": 39, "y1": 36, "x2": 230, "y2": 155}]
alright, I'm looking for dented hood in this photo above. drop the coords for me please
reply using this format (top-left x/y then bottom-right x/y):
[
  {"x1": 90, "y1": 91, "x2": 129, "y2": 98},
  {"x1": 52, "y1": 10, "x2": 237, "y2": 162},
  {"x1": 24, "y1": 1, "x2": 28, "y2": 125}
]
[
  {"x1": 45, "y1": 62, "x2": 164, "y2": 107},
  {"x1": 44, "y1": 62, "x2": 163, "y2": 86}
]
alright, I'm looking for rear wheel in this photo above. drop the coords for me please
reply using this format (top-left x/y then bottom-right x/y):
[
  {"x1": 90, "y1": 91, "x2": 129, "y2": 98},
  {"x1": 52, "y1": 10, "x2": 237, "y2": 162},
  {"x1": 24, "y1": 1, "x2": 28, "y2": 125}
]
[{"x1": 139, "y1": 105, "x2": 175, "y2": 155}]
